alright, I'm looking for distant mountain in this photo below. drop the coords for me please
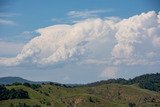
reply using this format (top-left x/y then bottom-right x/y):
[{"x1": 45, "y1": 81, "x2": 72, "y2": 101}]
[
  {"x1": 0, "y1": 73, "x2": 160, "y2": 92},
  {"x1": 0, "y1": 77, "x2": 42, "y2": 85}
]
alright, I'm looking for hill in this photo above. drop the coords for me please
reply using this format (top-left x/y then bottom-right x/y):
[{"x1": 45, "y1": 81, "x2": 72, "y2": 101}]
[
  {"x1": 0, "y1": 83, "x2": 160, "y2": 107},
  {"x1": 84, "y1": 73, "x2": 160, "y2": 92},
  {"x1": 0, "y1": 77, "x2": 45, "y2": 85},
  {"x1": 1, "y1": 73, "x2": 160, "y2": 92},
  {"x1": 0, "y1": 73, "x2": 160, "y2": 107}
]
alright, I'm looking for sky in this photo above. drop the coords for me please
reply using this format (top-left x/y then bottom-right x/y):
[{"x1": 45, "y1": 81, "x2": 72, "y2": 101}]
[{"x1": 0, "y1": 0, "x2": 160, "y2": 83}]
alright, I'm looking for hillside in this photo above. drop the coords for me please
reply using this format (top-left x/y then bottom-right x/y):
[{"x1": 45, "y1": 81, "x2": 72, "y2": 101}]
[
  {"x1": 0, "y1": 73, "x2": 160, "y2": 107},
  {"x1": 1, "y1": 73, "x2": 160, "y2": 92},
  {"x1": 84, "y1": 73, "x2": 160, "y2": 92},
  {"x1": 0, "y1": 77, "x2": 41, "y2": 85},
  {"x1": 0, "y1": 83, "x2": 160, "y2": 107}
]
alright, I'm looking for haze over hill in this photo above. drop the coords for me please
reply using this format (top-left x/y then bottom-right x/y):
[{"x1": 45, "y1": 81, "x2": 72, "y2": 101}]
[
  {"x1": 0, "y1": 77, "x2": 45, "y2": 85},
  {"x1": 0, "y1": 73, "x2": 160, "y2": 91}
]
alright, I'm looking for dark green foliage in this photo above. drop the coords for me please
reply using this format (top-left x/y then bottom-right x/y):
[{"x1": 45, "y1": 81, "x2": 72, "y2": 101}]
[
  {"x1": 85, "y1": 78, "x2": 128, "y2": 87},
  {"x1": 89, "y1": 97, "x2": 95, "y2": 103},
  {"x1": 88, "y1": 96, "x2": 100, "y2": 103},
  {"x1": 10, "y1": 103, "x2": 41, "y2": 107},
  {"x1": 33, "y1": 104, "x2": 41, "y2": 107},
  {"x1": 128, "y1": 102, "x2": 136, "y2": 107},
  {"x1": 12, "y1": 82, "x2": 22, "y2": 86},
  {"x1": 130, "y1": 73, "x2": 160, "y2": 92},
  {"x1": 9, "y1": 89, "x2": 29, "y2": 99},
  {"x1": 49, "y1": 82, "x2": 63, "y2": 86},
  {"x1": 0, "y1": 85, "x2": 9, "y2": 100},
  {"x1": 48, "y1": 82, "x2": 54, "y2": 85},
  {"x1": 10, "y1": 103, "x2": 15, "y2": 107},
  {"x1": 48, "y1": 82, "x2": 72, "y2": 88},
  {"x1": 46, "y1": 102, "x2": 51, "y2": 106},
  {"x1": 85, "y1": 73, "x2": 160, "y2": 92},
  {"x1": 16, "y1": 103, "x2": 30, "y2": 107},
  {"x1": 23, "y1": 83, "x2": 31, "y2": 87},
  {"x1": 0, "y1": 85, "x2": 29, "y2": 101},
  {"x1": 23, "y1": 83, "x2": 41, "y2": 90},
  {"x1": 30, "y1": 84, "x2": 41, "y2": 89}
]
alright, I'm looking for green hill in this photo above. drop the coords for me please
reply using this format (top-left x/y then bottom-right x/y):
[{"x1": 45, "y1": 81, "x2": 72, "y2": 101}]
[
  {"x1": 0, "y1": 73, "x2": 160, "y2": 107},
  {"x1": 0, "y1": 83, "x2": 160, "y2": 107},
  {"x1": 0, "y1": 77, "x2": 45, "y2": 85},
  {"x1": 84, "y1": 73, "x2": 160, "y2": 92}
]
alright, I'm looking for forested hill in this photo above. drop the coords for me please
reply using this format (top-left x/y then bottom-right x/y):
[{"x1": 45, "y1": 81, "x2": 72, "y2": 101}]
[
  {"x1": 0, "y1": 73, "x2": 160, "y2": 107},
  {"x1": 84, "y1": 73, "x2": 160, "y2": 92},
  {"x1": 0, "y1": 77, "x2": 46, "y2": 85},
  {"x1": 0, "y1": 73, "x2": 160, "y2": 92}
]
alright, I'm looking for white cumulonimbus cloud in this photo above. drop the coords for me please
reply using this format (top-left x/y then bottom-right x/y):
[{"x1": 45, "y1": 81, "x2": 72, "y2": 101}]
[{"x1": 0, "y1": 11, "x2": 160, "y2": 66}]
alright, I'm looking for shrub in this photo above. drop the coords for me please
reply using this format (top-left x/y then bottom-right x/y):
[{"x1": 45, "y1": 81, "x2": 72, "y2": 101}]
[
  {"x1": 33, "y1": 104, "x2": 41, "y2": 107},
  {"x1": 23, "y1": 83, "x2": 41, "y2": 90},
  {"x1": 0, "y1": 85, "x2": 29, "y2": 101},
  {"x1": 128, "y1": 102, "x2": 136, "y2": 107},
  {"x1": 12, "y1": 82, "x2": 22, "y2": 86},
  {"x1": 16, "y1": 103, "x2": 30, "y2": 107}
]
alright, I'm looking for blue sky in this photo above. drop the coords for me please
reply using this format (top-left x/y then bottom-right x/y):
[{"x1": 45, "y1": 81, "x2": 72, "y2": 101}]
[
  {"x1": 0, "y1": 0, "x2": 160, "y2": 42},
  {"x1": 0, "y1": 0, "x2": 160, "y2": 83}
]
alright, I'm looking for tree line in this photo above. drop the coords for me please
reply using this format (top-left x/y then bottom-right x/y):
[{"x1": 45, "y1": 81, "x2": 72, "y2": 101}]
[
  {"x1": 85, "y1": 73, "x2": 160, "y2": 92},
  {"x1": 0, "y1": 85, "x2": 29, "y2": 101}
]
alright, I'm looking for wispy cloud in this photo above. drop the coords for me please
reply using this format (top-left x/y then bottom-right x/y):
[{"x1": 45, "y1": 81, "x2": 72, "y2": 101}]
[
  {"x1": 0, "y1": 13, "x2": 20, "y2": 17},
  {"x1": 0, "y1": 12, "x2": 19, "y2": 25},
  {"x1": 0, "y1": 18, "x2": 16, "y2": 25},
  {"x1": 51, "y1": 18, "x2": 72, "y2": 24},
  {"x1": 67, "y1": 9, "x2": 113, "y2": 19},
  {"x1": 51, "y1": 9, "x2": 113, "y2": 24}
]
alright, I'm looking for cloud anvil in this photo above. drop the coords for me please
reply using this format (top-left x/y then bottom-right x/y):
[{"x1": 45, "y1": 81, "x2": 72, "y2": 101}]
[{"x1": 0, "y1": 11, "x2": 160, "y2": 68}]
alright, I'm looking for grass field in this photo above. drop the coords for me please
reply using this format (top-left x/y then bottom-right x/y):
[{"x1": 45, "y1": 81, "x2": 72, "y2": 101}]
[{"x1": 0, "y1": 83, "x2": 160, "y2": 107}]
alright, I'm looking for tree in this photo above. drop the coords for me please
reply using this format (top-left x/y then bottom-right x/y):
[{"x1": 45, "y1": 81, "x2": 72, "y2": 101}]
[
  {"x1": 128, "y1": 102, "x2": 136, "y2": 107},
  {"x1": 0, "y1": 85, "x2": 29, "y2": 101}
]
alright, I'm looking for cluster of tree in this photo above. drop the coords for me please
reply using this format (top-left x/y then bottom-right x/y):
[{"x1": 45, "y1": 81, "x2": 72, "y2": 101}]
[
  {"x1": 23, "y1": 83, "x2": 41, "y2": 90},
  {"x1": 130, "y1": 73, "x2": 160, "y2": 92},
  {"x1": 85, "y1": 78, "x2": 128, "y2": 87},
  {"x1": 44, "y1": 73, "x2": 160, "y2": 92},
  {"x1": 5, "y1": 82, "x2": 42, "y2": 90},
  {"x1": 48, "y1": 82, "x2": 72, "y2": 88},
  {"x1": 0, "y1": 85, "x2": 29, "y2": 101},
  {"x1": 85, "y1": 73, "x2": 160, "y2": 92},
  {"x1": 10, "y1": 103, "x2": 41, "y2": 107},
  {"x1": 128, "y1": 102, "x2": 136, "y2": 107}
]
